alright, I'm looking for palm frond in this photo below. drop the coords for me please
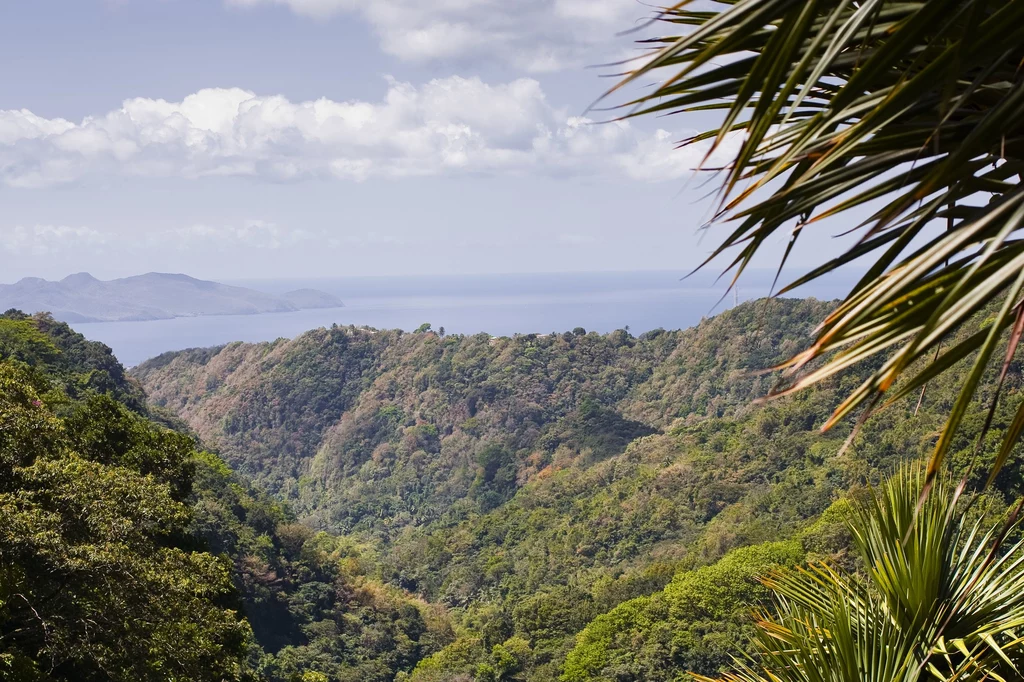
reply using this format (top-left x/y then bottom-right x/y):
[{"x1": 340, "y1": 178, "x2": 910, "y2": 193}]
[
  {"x1": 696, "y1": 468, "x2": 1024, "y2": 681},
  {"x1": 608, "y1": 0, "x2": 1024, "y2": 482}
]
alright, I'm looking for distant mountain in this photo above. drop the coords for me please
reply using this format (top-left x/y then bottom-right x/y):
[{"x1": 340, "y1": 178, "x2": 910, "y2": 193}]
[{"x1": 0, "y1": 272, "x2": 344, "y2": 323}]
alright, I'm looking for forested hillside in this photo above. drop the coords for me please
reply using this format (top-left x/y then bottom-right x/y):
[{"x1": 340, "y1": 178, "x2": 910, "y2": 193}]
[
  {"x1": 3, "y1": 301, "x2": 1019, "y2": 681},
  {"x1": 135, "y1": 299, "x2": 833, "y2": 535},
  {"x1": 0, "y1": 311, "x2": 450, "y2": 682},
  {"x1": 133, "y1": 298, "x2": 1024, "y2": 681}
]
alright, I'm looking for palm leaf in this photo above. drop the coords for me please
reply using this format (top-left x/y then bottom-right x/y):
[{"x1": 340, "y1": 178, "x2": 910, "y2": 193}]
[
  {"x1": 606, "y1": 0, "x2": 1024, "y2": 482},
  {"x1": 696, "y1": 467, "x2": 1024, "y2": 681}
]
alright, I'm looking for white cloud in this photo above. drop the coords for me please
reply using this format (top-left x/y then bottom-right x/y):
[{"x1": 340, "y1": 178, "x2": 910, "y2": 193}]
[
  {"x1": 615, "y1": 129, "x2": 741, "y2": 182},
  {"x1": 0, "y1": 225, "x2": 113, "y2": 256},
  {"x1": 327, "y1": 232, "x2": 407, "y2": 249},
  {"x1": 0, "y1": 77, "x2": 720, "y2": 188},
  {"x1": 226, "y1": 0, "x2": 650, "y2": 71},
  {"x1": 0, "y1": 220, "x2": 321, "y2": 257},
  {"x1": 161, "y1": 220, "x2": 315, "y2": 250}
]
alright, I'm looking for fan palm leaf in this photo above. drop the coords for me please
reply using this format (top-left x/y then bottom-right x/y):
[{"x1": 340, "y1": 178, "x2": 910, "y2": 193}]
[
  {"x1": 607, "y1": 0, "x2": 1024, "y2": 485},
  {"x1": 694, "y1": 468, "x2": 1024, "y2": 681}
]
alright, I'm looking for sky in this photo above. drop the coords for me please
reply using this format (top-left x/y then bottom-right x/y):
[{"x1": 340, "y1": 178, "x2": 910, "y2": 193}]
[{"x1": 0, "y1": 0, "x2": 858, "y2": 282}]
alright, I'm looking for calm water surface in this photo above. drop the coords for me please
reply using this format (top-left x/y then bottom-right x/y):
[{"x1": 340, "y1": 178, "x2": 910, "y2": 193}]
[{"x1": 74, "y1": 270, "x2": 857, "y2": 367}]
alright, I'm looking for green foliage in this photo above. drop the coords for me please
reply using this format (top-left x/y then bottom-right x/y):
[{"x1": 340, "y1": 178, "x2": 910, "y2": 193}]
[
  {"x1": 63, "y1": 394, "x2": 197, "y2": 500},
  {"x1": 513, "y1": 586, "x2": 595, "y2": 651},
  {"x1": 135, "y1": 298, "x2": 1024, "y2": 681},
  {"x1": 135, "y1": 299, "x2": 836, "y2": 536},
  {"x1": 539, "y1": 398, "x2": 656, "y2": 464},
  {"x1": 0, "y1": 362, "x2": 252, "y2": 682},
  {"x1": 610, "y1": 0, "x2": 1024, "y2": 492},
  {"x1": 0, "y1": 311, "x2": 146, "y2": 411},
  {"x1": 472, "y1": 444, "x2": 517, "y2": 511},
  {"x1": 0, "y1": 311, "x2": 447, "y2": 681},
  {"x1": 704, "y1": 469, "x2": 1024, "y2": 682},
  {"x1": 185, "y1": 416, "x2": 451, "y2": 682},
  {"x1": 0, "y1": 316, "x2": 60, "y2": 367},
  {"x1": 562, "y1": 542, "x2": 804, "y2": 682}
]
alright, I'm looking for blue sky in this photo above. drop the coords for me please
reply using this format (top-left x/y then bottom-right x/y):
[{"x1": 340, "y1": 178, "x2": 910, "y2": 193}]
[{"x1": 0, "y1": 0, "x2": 856, "y2": 281}]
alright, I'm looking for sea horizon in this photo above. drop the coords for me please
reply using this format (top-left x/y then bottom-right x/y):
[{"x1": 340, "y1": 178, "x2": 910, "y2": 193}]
[{"x1": 69, "y1": 268, "x2": 860, "y2": 367}]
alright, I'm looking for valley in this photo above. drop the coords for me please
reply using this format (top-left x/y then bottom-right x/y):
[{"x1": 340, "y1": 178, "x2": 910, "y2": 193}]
[
  {"x1": 5, "y1": 1, "x2": 1021, "y2": 679},
  {"x1": 3, "y1": 297, "x2": 1020, "y2": 681},
  {"x1": 127, "y1": 298, "x2": 1024, "y2": 681}
]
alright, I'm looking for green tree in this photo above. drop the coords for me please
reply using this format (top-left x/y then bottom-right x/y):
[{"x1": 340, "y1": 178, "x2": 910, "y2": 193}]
[
  {"x1": 700, "y1": 468, "x2": 1024, "y2": 682},
  {"x1": 562, "y1": 542, "x2": 804, "y2": 682},
  {"x1": 0, "y1": 311, "x2": 448, "y2": 681},
  {"x1": 0, "y1": 318, "x2": 60, "y2": 368},
  {"x1": 0, "y1": 364, "x2": 253, "y2": 682},
  {"x1": 611, "y1": 0, "x2": 1024, "y2": 483}
]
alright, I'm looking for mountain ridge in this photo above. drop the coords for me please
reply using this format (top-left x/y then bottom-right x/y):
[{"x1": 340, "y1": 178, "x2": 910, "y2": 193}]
[
  {"x1": 128, "y1": 297, "x2": 1024, "y2": 681},
  {"x1": 0, "y1": 271, "x2": 345, "y2": 323},
  {"x1": 133, "y1": 299, "x2": 838, "y2": 532}
]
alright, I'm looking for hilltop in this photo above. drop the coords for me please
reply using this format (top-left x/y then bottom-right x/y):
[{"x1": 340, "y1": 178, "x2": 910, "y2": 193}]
[
  {"x1": 134, "y1": 299, "x2": 1024, "y2": 679},
  {"x1": 5, "y1": 299, "x2": 1021, "y2": 681},
  {"x1": 133, "y1": 297, "x2": 1024, "y2": 680}
]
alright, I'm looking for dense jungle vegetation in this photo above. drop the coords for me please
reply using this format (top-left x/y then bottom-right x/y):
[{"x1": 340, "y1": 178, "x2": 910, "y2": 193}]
[
  {"x1": 4, "y1": 299, "x2": 1023, "y2": 681},
  {"x1": 125, "y1": 297, "x2": 1024, "y2": 681},
  {"x1": 0, "y1": 310, "x2": 447, "y2": 682},
  {"x1": 6, "y1": 0, "x2": 1022, "y2": 677}
]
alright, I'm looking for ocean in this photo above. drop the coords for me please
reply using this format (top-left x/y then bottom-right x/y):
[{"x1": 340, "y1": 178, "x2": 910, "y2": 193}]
[{"x1": 73, "y1": 270, "x2": 858, "y2": 367}]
